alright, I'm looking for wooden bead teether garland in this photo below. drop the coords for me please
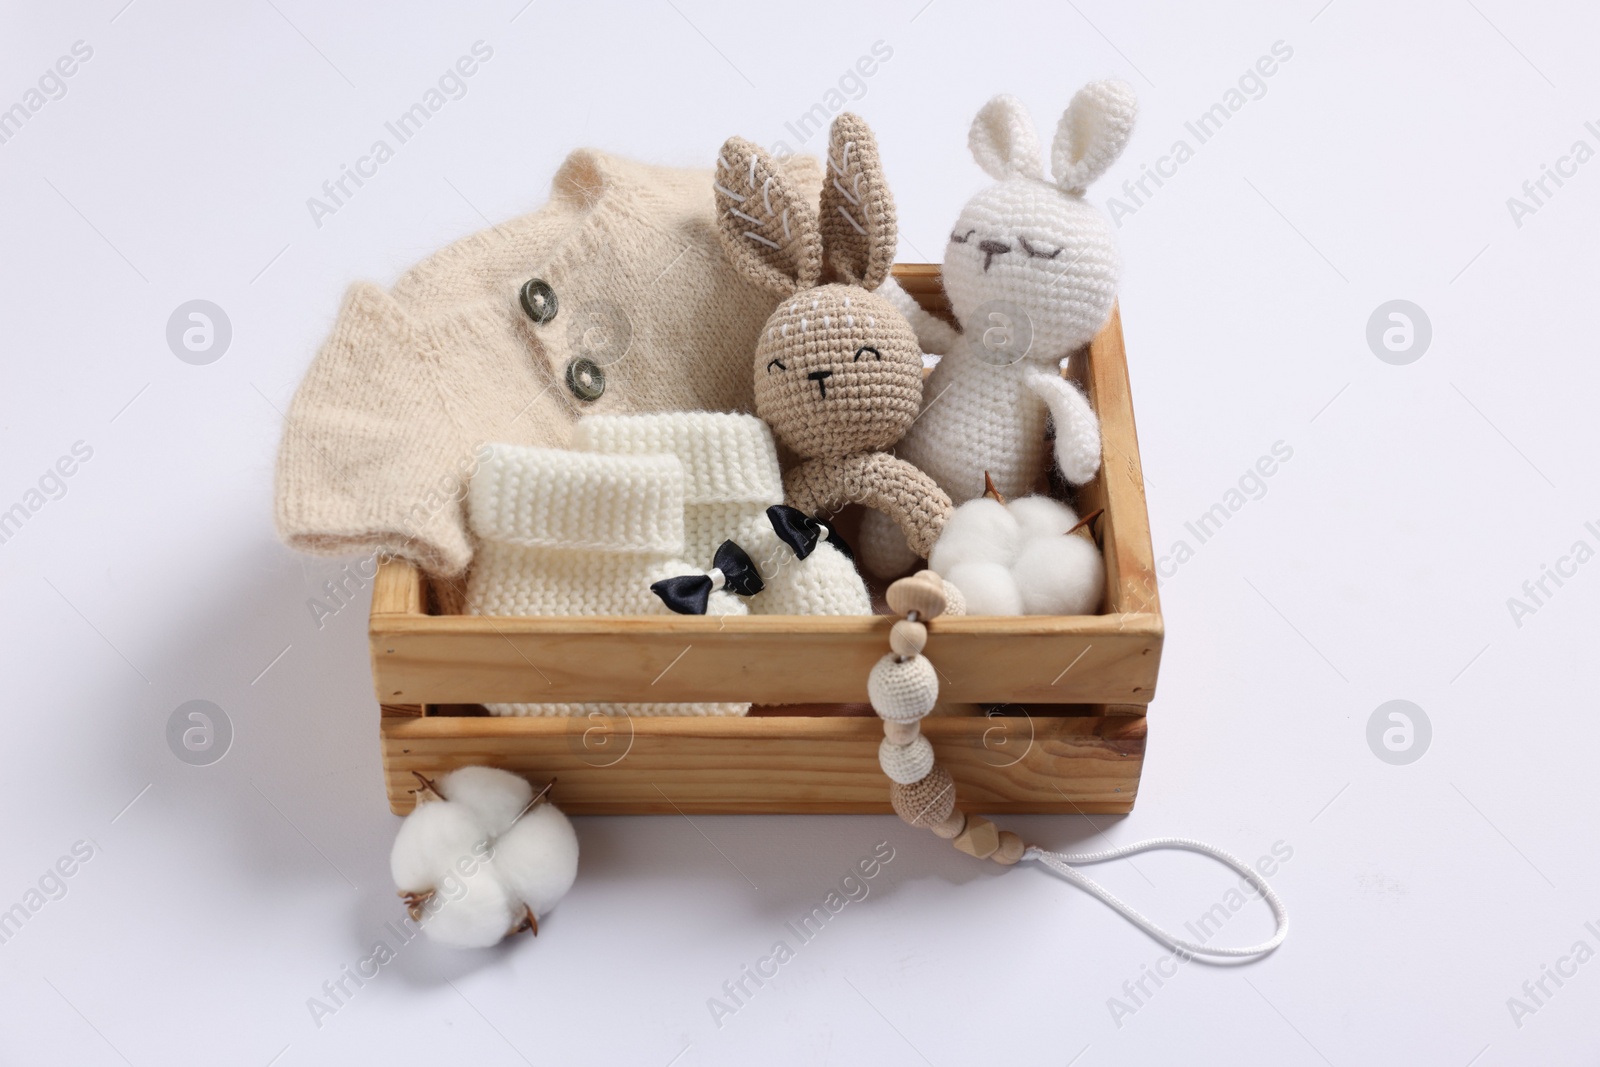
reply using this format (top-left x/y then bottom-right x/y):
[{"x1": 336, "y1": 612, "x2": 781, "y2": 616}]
[
  {"x1": 871, "y1": 570, "x2": 1025, "y2": 864},
  {"x1": 867, "y1": 570, "x2": 1293, "y2": 959}
]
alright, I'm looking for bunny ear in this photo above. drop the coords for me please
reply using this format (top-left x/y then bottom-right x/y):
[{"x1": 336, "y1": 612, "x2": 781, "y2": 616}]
[
  {"x1": 818, "y1": 113, "x2": 897, "y2": 291},
  {"x1": 714, "y1": 137, "x2": 823, "y2": 295},
  {"x1": 968, "y1": 95, "x2": 1045, "y2": 181},
  {"x1": 1051, "y1": 79, "x2": 1138, "y2": 194}
]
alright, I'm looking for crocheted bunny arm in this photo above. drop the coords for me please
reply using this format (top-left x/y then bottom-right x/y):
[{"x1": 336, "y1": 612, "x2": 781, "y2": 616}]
[
  {"x1": 783, "y1": 452, "x2": 953, "y2": 558},
  {"x1": 1023, "y1": 368, "x2": 1102, "y2": 486},
  {"x1": 880, "y1": 275, "x2": 961, "y2": 356}
]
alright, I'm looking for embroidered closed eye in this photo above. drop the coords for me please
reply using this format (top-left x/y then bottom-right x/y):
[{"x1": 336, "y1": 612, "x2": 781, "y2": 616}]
[
  {"x1": 767, "y1": 358, "x2": 787, "y2": 373},
  {"x1": 949, "y1": 229, "x2": 976, "y2": 244},
  {"x1": 1018, "y1": 237, "x2": 1062, "y2": 260},
  {"x1": 853, "y1": 346, "x2": 881, "y2": 361}
]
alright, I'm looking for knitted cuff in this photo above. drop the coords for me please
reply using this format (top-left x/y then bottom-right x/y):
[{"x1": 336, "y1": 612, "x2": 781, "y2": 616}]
[
  {"x1": 468, "y1": 444, "x2": 685, "y2": 554},
  {"x1": 572, "y1": 413, "x2": 783, "y2": 506}
]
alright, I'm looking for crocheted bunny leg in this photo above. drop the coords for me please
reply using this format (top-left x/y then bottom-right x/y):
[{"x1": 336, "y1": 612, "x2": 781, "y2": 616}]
[
  {"x1": 575, "y1": 413, "x2": 870, "y2": 615},
  {"x1": 466, "y1": 443, "x2": 747, "y2": 716},
  {"x1": 783, "y1": 451, "x2": 952, "y2": 560}
]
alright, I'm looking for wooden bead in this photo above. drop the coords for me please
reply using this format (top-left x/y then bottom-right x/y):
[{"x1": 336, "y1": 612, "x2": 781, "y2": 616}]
[
  {"x1": 952, "y1": 814, "x2": 1000, "y2": 859},
  {"x1": 889, "y1": 619, "x2": 928, "y2": 658},
  {"x1": 931, "y1": 809, "x2": 966, "y2": 839},
  {"x1": 882, "y1": 719, "x2": 919, "y2": 744},
  {"x1": 991, "y1": 831, "x2": 1025, "y2": 866},
  {"x1": 889, "y1": 764, "x2": 956, "y2": 829},
  {"x1": 886, "y1": 575, "x2": 947, "y2": 620}
]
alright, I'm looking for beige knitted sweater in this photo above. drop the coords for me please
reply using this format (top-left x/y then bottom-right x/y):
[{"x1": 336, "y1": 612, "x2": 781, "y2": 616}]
[{"x1": 274, "y1": 149, "x2": 822, "y2": 577}]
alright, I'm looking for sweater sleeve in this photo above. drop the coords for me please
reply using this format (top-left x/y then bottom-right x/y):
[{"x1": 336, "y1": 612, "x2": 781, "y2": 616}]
[{"x1": 274, "y1": 282, "x2": 477, "y2": 577}]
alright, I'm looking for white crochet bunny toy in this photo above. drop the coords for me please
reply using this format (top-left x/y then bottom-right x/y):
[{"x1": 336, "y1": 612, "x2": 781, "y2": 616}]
[{"x1": 863, "y1": 81, "x2": 1137, "y2": 577}]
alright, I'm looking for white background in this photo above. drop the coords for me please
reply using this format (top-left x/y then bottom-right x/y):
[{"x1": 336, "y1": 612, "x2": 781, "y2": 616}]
[{"x1": 2, "y1": 0, "x2": 1597, "y2": 1063}]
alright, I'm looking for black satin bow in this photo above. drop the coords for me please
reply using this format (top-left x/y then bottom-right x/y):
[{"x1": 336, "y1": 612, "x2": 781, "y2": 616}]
[
  {"x1": 766, "y1": 504, "x2": 854, "y2": 562},
  {"x1": 650, "y1": 539, "x2": 765, "y2": 615}
]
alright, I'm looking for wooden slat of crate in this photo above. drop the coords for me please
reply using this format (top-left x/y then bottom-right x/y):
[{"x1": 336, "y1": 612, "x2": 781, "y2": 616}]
[
  {"x1": 370, "y1": 611, "x2": 1159, "y2": 706},
  {"x1": 1074, "y1": 305, "x2": 1159, "y2": 618},
  {"x1": 380, "y1": 712, "x2": 1145, "y2": 815}
]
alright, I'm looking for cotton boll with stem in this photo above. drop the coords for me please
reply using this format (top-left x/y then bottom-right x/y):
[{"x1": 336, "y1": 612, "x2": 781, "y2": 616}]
[
  {"x1": 390, "y1": 798, "x2": 524, "y2": 948},
  {"x1": 390, "y1": 771, "x2": 577, "y2": 948},
  {"x1": 930, "y1": 479, "x2": 1103, "y2": 616}
]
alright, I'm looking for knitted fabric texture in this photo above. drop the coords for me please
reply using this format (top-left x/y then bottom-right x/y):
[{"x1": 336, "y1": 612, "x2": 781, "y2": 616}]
[
  {"x1": 469, "y1": 444, "x2": 685, "y2": 556},
  {"x1": 890, "y1": 763, "x2": 957, "y2": 828},
  {"x1": 860, "y1": 84, "x2": 1135, "y2": 576},
  {"x1": 866, "y1": 653, "x2": 940, "y2": 722},
  {"x1": 572, "y1": 412, "x2": 781, "y2": 555},
  {"x1": 275, "y1": 149, "x2": 822, "y2": 578},
  {"x1": 879, "y1": 734, "x2": 936, "y2": 784},
  {"x1": 573, "y1": 412, "x2": 871, "y2": 616},
  {"x1": 713, "y1": 114, "x2": 952, "y2": 566},
  {"x1": 466, "y1": 443, "x2": 747, "y2": 716}
]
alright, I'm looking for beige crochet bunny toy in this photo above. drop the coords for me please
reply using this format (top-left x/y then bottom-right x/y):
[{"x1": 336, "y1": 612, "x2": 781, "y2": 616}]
[
  {"x1": 713, "y1": 114, "x2": 951, "y2": 559},
  {"x1": 863, "y1": 81, "x2": 1137, "y2": 577}
]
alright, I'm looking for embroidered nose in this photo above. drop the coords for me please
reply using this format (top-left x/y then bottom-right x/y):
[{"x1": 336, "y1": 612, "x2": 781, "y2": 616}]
[
  {"x1": 978, "y1": 240, "x2": 1010, "y2": 272},
  {"x1": 807, "y1": 369, "x2": 833, "y2": 398}
]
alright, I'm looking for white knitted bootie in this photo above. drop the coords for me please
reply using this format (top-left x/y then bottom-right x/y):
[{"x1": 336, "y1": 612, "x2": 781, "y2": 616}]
[
  {"x1": 466, "y1": 443, "x2": 747, "y2": 716},
  {"x1": 572, "y1": 413, "x2": 871, "y2": 615}
]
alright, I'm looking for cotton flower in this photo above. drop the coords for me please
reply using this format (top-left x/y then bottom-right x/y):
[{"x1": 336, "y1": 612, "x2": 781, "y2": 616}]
[
  {"x1": 390, "y1": 767, "x2": 578, "y2": 948},
  {"x1": 929, "y1": 495, "x2": 1103, "y2": 616}
]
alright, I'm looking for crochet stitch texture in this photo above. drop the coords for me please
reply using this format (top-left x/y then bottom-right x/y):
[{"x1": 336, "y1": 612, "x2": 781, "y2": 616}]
[
  {"x1": 466, "y1": 443, "x2": 747, "y2": 716},
  {"x1": 713, "y1": 112, "x2": 952, "y2": 560},
  {"x1": 573, "y1": 412, "x2": 871, "y2": 616}
]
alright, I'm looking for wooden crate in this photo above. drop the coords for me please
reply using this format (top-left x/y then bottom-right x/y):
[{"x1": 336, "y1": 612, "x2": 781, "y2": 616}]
[{"x1": 372, "y1": 265, "x2": 1161, "y2": 815}]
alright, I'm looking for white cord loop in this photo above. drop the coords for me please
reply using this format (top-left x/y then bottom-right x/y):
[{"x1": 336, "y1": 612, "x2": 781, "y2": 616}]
[{"x1": 1025, "y1": 837, "x2": 1289, "y2": 959}]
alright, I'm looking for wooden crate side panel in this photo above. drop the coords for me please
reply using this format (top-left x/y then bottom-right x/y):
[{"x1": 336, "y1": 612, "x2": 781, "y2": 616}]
[
  {"x1": 380, "y1": 713, "x2": 1144, "y2": 815},
  {"x1": 1082, "y1": 307, "x2": 1159, "y2": 619},
  {"x1": 371, "y1": 613, "x2": 1160, "y2": 706}
]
